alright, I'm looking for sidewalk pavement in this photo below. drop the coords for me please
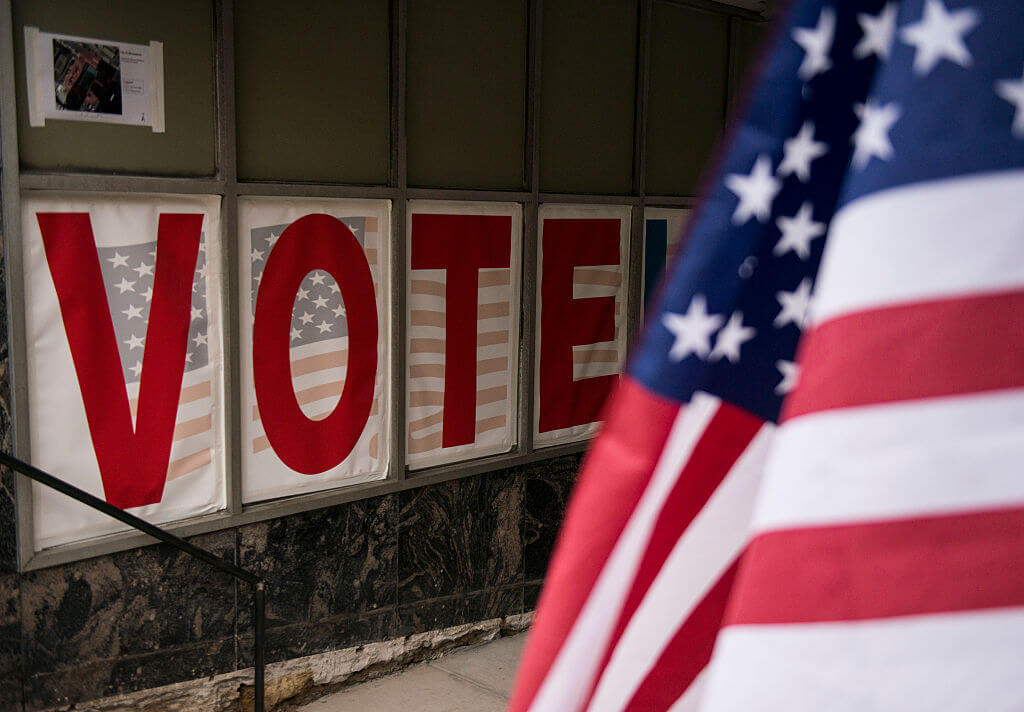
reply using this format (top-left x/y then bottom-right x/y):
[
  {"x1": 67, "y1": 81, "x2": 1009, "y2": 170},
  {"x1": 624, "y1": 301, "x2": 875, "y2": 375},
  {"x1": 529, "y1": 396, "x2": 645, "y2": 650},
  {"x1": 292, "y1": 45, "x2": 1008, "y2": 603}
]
[{"x1": 298, "y1": 632, "x2": 527, "y2": 712}]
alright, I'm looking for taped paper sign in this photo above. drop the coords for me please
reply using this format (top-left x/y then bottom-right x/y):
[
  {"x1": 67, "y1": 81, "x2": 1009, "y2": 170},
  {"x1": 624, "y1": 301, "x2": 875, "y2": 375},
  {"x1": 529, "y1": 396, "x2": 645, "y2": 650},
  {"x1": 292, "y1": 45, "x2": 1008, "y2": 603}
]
[
  {"x1": 21, "y1": 192, "x2": 226, "y2": 550},
  {"x1": 534, "y1": 204, "x2": 631, "y2": 447},
  {"x1": 406, "y1": 202, "x2": 522, "y2": 469},
  {"x1": 238, "y1": 197, "x2": 391, "y2": 502},
  {"x1": 24, "y1": 27, "x2": 165, "y2": 131}
]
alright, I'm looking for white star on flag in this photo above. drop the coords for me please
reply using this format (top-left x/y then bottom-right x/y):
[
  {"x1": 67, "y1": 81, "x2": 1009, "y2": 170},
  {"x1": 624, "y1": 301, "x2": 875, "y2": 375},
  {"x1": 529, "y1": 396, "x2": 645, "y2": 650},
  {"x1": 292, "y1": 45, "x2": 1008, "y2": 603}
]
[
  {"x1": 299, "y1": 312, "x2": 315, "y2": 325},
  {"x1": 852, "y1": 100, "x2": 902, "y2": 169},
  {"x1": 662, "y1": 294, "x2": 724, "y2": 361},
  {"x1": 313, "y1": 295, "x2": 329, "y2": 309},
  {"x1": 290, "y1": 328, "x2": 303, "y2": 341},
  {"x1": 310, "y1": 272, "x2": 326, "y2": 285},
  {"x1": 725, "y1": 154, "x2": 782, "y2": 225},
  {"x1": 792, "y1": 7, "x2": 836, "y2": 80},
  {"x1": 316, "y1": 320, "x2": 333, "y2": 334},
  {"x1": 329, "y1": 283, "x2": 340, "y2": 294},
  {"x1": 133, "y1": 262, "x2": 154, "y2": 278},
  {"x1": 108, "y1": 252, "x2": 129, "y2": 268},
  {"x1": 124, "y1": 333, "x2": 144, "y2": 350},
  {"x1": 116, "y1": 277, "x2": 136, "y2": 294},
  {"x1": 121, "y1": 304, "x2": 142, "y2": 320},
  {"x1": 332, "y1": 304, "x2": 346, "y2": 318},
  {"x1": 191, "y1": 306, "x2": 204, "y2": 320},
  {"x1": 129, "y1": 361, "x2": 143, "y2": 378},
  {"x1": 193, "y1": 332, "x2": 208, "y2": 347},
  {"x1": 709, "y1": 311, "x2": 756, "y2": 363},
  {"x1": 251, "y1": 248, "x2": 264, "y2": 262},
  {"x1": 995, "y1": 65, "x2": 1024, "y2": 138},
  {"x1": 266, "y1": 231, "x2": 281, "y2": 248},
  {"x1": 296, "y1": 287, "x2": 310, "y2": 301},
  {"x1": 774, "y1": 359, "x2": 800, "y2": 395},
  {"x1": 775, "y1": 277, "x2": 814, "y2": 329},
  {"x1": 142, "y1": 287, "x2": 153, "y2": 302},
  {"x1": 774, "y1": 202, "x2": 825, "y2": 259},
  {"x1": 900, "y1": 0, "x2": 980, "y2": 76},
  {"x1": 854, "y1": 3, "x2": 898, "y2": 60},
  {"x1": 778, "y1": 121, "x2": 828, "y2": 182}
]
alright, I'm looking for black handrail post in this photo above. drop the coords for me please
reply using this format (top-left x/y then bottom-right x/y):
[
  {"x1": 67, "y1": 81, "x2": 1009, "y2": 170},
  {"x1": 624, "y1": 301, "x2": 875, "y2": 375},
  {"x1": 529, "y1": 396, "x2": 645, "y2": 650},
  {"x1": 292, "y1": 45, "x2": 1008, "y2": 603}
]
[
  {"x1": 254, "y1": 581, "x2": 265, "y2": 712},
  {"x1": 0, "y1": 452, "x2": 266, "y2": 711}
]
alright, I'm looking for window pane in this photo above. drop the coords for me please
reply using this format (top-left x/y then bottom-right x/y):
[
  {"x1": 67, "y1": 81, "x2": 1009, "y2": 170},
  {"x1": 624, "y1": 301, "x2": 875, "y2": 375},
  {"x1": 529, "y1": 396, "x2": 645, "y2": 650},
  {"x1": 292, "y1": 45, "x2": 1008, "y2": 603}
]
[
  {"x1": 407, "y1": 0, "x2": 528, "y2": 189},
  {"x1": 729, "y1": 17, "x2": 771, "y2": 110},
  {"x1": 645, "y1": 1, "x2": 728, "y2": 196},
  {"x1": 539, "y1": 0, "x2": 637, "y2": 194},
  {"x1": 236, "y1": 0, "x2": 390, "y2": 184},
  {"x1": 13, "y1": 0, "x2": 216, "y2": 176}
]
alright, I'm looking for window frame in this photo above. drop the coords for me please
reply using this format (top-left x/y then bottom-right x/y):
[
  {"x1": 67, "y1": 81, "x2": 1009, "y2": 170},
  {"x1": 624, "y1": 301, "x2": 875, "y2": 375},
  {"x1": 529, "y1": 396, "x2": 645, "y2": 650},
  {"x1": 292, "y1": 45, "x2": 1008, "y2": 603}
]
[{"x1": 0, "y1": 0, "x2": 765, "y2": 570}]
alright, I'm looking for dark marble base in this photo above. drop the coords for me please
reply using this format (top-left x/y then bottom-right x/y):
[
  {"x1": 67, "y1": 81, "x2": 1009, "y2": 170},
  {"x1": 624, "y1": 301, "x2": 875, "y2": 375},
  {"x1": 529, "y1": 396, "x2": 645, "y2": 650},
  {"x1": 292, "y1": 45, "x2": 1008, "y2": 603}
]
[{"x1": 1, "y1": 455, "x2": 580, "y2": 710}]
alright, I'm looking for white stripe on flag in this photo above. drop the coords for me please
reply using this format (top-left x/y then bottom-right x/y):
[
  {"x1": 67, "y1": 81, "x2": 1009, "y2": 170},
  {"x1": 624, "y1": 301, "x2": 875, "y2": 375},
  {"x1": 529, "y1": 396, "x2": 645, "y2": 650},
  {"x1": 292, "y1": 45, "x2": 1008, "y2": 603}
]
[
  {"x1": 528, "y1": 394, "x2": 718, "y2": 712},
  {"x1": 701, "y1": 607, "x2": 1024, "y2": 712},
  {"x1": 585, "y1": 423, "x2": 773, "y2": 712},
  {"x1": 812, "y1": 169, "x2": 1024, "y2": 326},
  {"x1": 754, "y1": 388, "x2": 1024, "y2": 533}
]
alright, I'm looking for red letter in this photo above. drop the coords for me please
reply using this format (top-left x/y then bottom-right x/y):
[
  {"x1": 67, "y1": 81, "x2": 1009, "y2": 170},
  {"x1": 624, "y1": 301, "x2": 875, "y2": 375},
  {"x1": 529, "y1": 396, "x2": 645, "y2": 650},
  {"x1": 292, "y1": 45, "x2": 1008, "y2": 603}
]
[
  {"x1": 538, "y1": 218, "x2": 620, "y2": 433},
  {"x1": 253, "y1": 214, "x2": 378, "y2": 473},
  {"x1": 37, "y1": 212, "x2": 203, "y2": 508},
  {"x1": 410, "y1": 213, "x2": 512, "y2": 448}
]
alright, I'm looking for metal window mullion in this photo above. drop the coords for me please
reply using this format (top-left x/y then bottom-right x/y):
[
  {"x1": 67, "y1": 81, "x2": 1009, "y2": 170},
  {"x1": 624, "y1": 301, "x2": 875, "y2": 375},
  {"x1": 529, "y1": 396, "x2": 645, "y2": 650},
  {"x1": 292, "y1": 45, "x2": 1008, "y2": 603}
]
[
  {"x1": 389, "y1": 0, "x2": 408, "y2": 482},
  {"x1": 520, "y1": 0, "x2": 543, "y2": 455},
  {"x1": 216, "y1": 0, "x2": 243, "y2": 515},
  {"x1": 19, "y1": 173, "x2": 226, "y2": 194},
  {"x1": 627, "y1": 0, "x2": 653, "y2": 347},
  {"x1": 0, "y1": 0, "x2": 37, "y2": 569}
]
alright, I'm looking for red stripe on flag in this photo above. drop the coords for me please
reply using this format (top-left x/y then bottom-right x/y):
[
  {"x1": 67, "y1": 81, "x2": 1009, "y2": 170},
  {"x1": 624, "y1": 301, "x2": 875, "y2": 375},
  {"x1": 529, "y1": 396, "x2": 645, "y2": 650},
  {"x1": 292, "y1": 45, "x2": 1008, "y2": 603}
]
[
  {"x1": 509, "y1": 377, "x2": 680, "y2": 712},
  {"x1": 727, "y1": 505, "x2": 1024, "y2": 626},
  {"x1": 623, "y1": 558, "x2": 741, "y2": 712},
  {"x1": 785, "y1": 288, "x2": 1024, "y2": 421},
  {"x1": 583, "y1": 403, "x2": 762, "y2": 709}
]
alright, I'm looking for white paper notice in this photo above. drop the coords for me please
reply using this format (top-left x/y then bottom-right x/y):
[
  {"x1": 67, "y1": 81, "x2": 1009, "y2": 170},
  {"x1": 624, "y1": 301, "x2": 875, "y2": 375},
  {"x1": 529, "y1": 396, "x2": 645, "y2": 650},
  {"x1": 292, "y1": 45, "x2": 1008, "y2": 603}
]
[{"x1": 25, "y1": 27, "x2": 165, "y2": 132}]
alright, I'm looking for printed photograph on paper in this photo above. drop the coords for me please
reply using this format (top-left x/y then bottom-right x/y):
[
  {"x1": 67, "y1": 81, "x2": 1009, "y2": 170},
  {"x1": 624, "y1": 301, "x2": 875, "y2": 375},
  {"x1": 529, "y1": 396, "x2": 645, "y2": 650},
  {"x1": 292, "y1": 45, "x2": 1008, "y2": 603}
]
[
  {"x1": 24, "y1": 27, "x2": 164, "y2": 131},
  {"x1": 52, "y1": 38, "x2": 123, "y2": 115}
]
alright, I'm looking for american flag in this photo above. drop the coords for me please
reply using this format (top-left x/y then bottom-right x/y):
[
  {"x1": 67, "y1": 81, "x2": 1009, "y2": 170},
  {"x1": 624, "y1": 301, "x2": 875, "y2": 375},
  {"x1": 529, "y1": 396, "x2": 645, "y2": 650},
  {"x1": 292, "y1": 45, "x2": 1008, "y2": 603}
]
[
  {"x1": 247, "y1": 216, "x2": 383, "y2": 465},
  {"x1": 98, "y1": 234, "x2": 215, "y2": 483},
  {"x1": 510, "y1": 0, "x2": 1024, "y2": 711}
]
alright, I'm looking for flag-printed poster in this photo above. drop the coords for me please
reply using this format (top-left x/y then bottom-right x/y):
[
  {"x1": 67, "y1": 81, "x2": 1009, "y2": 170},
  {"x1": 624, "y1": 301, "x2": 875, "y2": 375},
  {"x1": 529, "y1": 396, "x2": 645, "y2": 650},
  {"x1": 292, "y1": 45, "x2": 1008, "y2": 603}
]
[
  {"x1": 534, "y1": 204, "x2": 630, "y2": 448},
  {"x1": 642, "y1": 208, "x2": 691, "y2": 314},
  {"x1": 239, "y1": 197, "x2": 390, "y2": 502},
  {"x1": 406, "y1": 201, "x2": 522, "y2": 469},
  {"x1": 21, "y1": 192, "x2": 226, "y2": 550}
]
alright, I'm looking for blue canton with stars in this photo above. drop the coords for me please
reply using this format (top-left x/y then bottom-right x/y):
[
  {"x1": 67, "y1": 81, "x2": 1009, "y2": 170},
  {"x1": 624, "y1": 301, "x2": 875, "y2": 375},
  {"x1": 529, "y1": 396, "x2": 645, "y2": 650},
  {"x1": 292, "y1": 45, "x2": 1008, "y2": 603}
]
[{"x1": 630, "y1": 0, "x2": 1024, "y2": 424}]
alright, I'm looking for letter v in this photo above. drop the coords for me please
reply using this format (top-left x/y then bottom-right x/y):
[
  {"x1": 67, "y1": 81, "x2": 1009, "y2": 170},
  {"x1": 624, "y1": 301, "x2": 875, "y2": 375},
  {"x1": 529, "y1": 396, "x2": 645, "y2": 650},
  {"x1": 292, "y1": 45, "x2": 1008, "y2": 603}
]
[{"x1": 36, "y1": 212, "x2": 203, "y2": 509}]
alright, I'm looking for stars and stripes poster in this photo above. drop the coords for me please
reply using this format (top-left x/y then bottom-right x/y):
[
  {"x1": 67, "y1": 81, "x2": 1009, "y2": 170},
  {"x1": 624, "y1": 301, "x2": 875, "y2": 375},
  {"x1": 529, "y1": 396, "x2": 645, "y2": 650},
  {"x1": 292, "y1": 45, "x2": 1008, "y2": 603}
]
[
  {"x1": 21, "y1": 192, "x2": 226, "y2": 550},
  {"x1": 641, "y1": 208, "x2": 691, "y2": 314},
  {"x1": 511, "y1": 0, "x2": 1024, "y2": 711},
  {"x1": 406, "y1": 202, "x2": 521, "y2": 468},
  {"x1": 534, "y1": 204, "x2": 630, "y2": 448},
  {"x1": 238, "y1": 198, "x2": 390, "y2": 502}
]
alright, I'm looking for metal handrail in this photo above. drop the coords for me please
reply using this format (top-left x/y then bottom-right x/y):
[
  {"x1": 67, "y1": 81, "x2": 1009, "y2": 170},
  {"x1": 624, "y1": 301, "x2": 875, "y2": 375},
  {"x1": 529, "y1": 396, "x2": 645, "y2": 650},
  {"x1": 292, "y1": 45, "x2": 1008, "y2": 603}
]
[{"x1": 0, "y1": 452, "x2": 265, "y2": 712}]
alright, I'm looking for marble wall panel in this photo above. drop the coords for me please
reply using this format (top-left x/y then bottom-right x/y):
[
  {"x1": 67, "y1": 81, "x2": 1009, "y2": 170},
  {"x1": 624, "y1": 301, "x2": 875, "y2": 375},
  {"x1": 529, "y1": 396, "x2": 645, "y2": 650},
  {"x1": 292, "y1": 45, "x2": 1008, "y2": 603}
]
[
  {"x1": 237, "y1": 493, "x2": 398, "y2": 631},
  {"x1": 394, "y1": 585, "x2": 523, "y2": 638},
  {"x1": 523, "y1": 454, "x2": 581, "y2": 580},
  {"x1": 21, "y1": 530, "x2": 236, "y2": 677},
  {"x1": 397, "y1": 468, "x2": 524, "y2": 604}
]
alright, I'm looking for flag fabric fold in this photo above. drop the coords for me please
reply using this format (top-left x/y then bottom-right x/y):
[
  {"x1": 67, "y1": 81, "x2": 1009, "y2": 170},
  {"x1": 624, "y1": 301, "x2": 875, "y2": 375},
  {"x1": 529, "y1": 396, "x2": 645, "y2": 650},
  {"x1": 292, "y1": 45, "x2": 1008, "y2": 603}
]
[{"x1": 510, "y1": 1, "x2": 1024, "y2": 710}]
